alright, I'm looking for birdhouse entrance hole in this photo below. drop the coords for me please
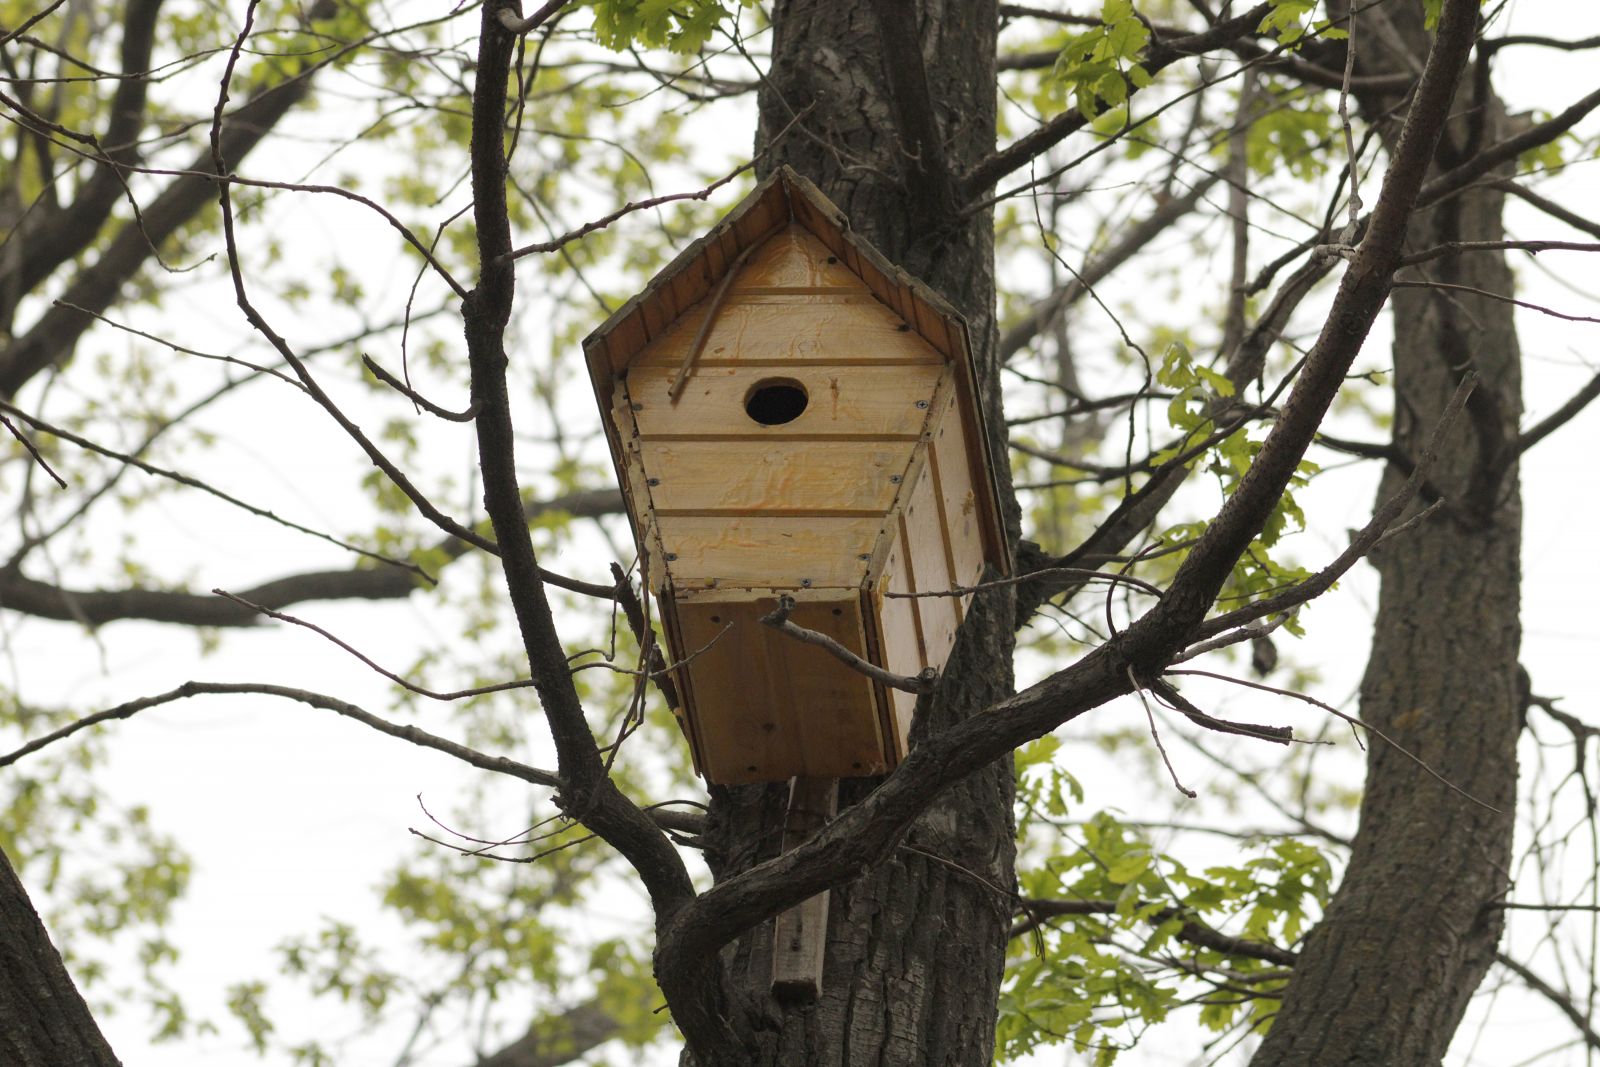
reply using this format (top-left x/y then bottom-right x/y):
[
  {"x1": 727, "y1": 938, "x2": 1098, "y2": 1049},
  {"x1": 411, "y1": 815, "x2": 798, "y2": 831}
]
[{"x1": 744, "y1": 378, "x2": 808, "y2": 425}]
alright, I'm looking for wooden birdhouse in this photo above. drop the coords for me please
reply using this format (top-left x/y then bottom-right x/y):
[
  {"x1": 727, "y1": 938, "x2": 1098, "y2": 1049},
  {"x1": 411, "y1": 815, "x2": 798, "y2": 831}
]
[{"x1": 583, "y1": 166, "x2": 1009, "y2": 786}]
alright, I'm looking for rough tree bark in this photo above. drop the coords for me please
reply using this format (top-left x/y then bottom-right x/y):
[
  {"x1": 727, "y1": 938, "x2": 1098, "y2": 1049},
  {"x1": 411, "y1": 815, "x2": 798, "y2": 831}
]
[
  {"x1": 1251, "y1": 9, "x2": 1523, "y2": 1063},
  {"x1": 0, "y1": 845, "x2": 121, "y2": 1067},
  {"x1": 689, "y1": 1, "x2": 1019, "y2": 1063}
]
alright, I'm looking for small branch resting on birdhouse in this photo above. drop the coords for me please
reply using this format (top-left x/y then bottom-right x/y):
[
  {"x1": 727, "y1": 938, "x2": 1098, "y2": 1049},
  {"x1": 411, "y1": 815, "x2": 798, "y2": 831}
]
[
  {"x1": 667, "y1": 240, "x2": 763, "y2": 402},
  {"x1": 760, "y1": 595, "x2": 938, "y2": 695}
]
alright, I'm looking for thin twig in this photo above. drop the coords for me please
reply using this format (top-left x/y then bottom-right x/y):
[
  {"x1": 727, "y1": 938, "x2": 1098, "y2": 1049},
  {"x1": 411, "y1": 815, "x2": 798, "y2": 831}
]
[
  {"x1": 1166, "y1": 668, "x2": 1501, "y2": 812},
  {"x1": 1128, "y1": 668, "x2": 1197, "y2": 798},
  {"x1": 362, "y1": 354, "x2": 480, "y2": 422},
  {"x1": 0, "y1": 399, "x2": 431, "y2": 581},
  {"x1": 213, "y1": 590, "x2": 536, "y2": 701},
  {"x1": 0, "y1": 411, "x2": 66, "y2": 489},
  {"x1": 668, "y1": 240, "x2": 762, "y2": 402},
  {"x1": 761, "y1": 595, "x2": 935, "y2": 694},
  {"x1": 0, "y1": 681, "x2": 563, "y2": 788},
  {"x1": 890, "y1": 565, "x2": 1164, "y2": 601}
]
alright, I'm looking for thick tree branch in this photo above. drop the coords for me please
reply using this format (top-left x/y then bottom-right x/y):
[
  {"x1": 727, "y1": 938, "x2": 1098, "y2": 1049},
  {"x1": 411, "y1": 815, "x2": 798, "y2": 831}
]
[
  {"x1": 0, "y1": 0, "x2": 164, "y2": 317},
  {"x1": 867, "y1": 0, "x2": 957, "y2": 218},
  {"x1": 1515, "y1": 371, "x2": 1600, "y2": 455},
  {"x1": 461, "y1": 6, "x2": 702, "y2": 1050},
  {"x1": 1014, "y1": 897, "x2": 1301, "y2": 966},
  {"x1": 473, "y1": 998, "x2": 622, "y2": 1067},
  {"x1": 0, "y1": 487, "x2": 622, "y2": 628}
]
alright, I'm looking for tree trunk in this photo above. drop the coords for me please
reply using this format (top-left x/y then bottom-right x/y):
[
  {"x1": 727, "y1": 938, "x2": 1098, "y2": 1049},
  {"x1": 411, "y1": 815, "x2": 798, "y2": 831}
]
[
  {"x1": 690, "y1": 2, "x2": 1019, "y2": 1063},
  {"x1": 1252, "y1": 12, "x2": 1523, "y2": 1063},
  {"x1": 0, "y1": 846, "x2": 122, "y2": 1067}
]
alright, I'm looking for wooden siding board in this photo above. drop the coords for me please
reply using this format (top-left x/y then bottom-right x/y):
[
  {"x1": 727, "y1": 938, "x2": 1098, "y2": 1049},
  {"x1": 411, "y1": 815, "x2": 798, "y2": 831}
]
[
  {"x1": 899, "y1": 451, "x2": 962, "y2": 673},
  {"x1": 640, "y1": 440, "x2": 911, "y2": 513},
  {"x1": 656, "y1": 515, "x2": 880, "y2": 586},
  {"x1": 657, "y1": 591, "x2": 708, "y2": 776},
  {"x1": 929, "y1": 390, "x2": 988, "y2": 594},
  {"x1": 734, "y1": 226, "x2": 860, "y2": 290},
  {"x1": 627, "y1": 364, "x2": 942, "y2": 438},
  {"x1": 874, "y1": 516, "x2": 925, "y2": 758},
  {"x1": 630, "y1": 298, "x2": 942, "y2": 367}
]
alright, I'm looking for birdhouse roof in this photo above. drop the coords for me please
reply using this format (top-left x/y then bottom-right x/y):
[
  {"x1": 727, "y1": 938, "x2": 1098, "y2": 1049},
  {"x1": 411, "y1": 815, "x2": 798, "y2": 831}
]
[{"x1": 582, "y1": 165, "x2": 1007, "y2": 589}]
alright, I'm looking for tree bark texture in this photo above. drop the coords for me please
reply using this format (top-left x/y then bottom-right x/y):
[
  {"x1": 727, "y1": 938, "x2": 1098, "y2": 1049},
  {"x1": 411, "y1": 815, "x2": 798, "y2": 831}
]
[
  {"x1": 0, "y1": 845, "x2": 122, "y2": 1067},
  {"x1": 1251, "y1": 12, "x2": 1523, "y2": 1064},
  {"x1": 689, "y1": 2, "x2": 1018, "y2": 1064}
]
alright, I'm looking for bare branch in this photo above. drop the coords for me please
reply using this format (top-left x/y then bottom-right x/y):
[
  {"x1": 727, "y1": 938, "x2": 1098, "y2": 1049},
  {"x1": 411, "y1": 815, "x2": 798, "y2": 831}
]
[
  {"x1": 0, "y1": 399, "x2": 430, "y2": 579},
  {"x1": 1516, "y1": 371, "x2": 1600, "y2": 455},
  {"x1": 0, "y1": 681, "x2": 564, "y2": 788},
  {"x1": 761, "y1": 594, "x2": 936, "y2": 695}
]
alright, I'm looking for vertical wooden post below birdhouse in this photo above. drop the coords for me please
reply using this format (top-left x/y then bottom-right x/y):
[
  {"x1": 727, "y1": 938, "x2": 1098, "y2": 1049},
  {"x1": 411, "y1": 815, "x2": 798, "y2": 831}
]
[{"x1": 583, "y1": 166, "x2": 1010, "y2": 999}]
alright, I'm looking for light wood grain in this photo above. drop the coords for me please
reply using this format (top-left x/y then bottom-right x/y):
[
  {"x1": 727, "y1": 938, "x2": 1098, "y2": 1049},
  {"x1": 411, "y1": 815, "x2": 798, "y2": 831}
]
[
  {"x1": 657, "y1": 515, "x2": 883, "y2": 586},
  {"x1": 674, "y1": 598, "x2": 887, "y2": 783},
  {"x1": 929, "y1": 390, "x2": 988, "y2": 596},
  {"x1": 627, "y1": 364, "x2": 942, "y2": 438},
  {"x1": 631, "y1": 298, "x2": 942, "y2": 367},
  {"x1": 641, "y1": 440, "x2": 912, "y2": 513},
  {"x1": 771, "y1": 776, "x2": 838, "y2": 1001},
  {"x1": 734, "y1": 226, "x2": 859, "y2": 290}
]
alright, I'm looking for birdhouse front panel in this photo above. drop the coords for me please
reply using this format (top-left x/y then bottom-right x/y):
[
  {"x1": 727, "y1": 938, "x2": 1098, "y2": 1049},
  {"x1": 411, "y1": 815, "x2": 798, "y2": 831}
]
[
  {"x1": 582, "y1": 168, "x2": 1009, "y2": 786},
  {"x1": 665, "y1": 590, "x2": 892, "y2": 783}
]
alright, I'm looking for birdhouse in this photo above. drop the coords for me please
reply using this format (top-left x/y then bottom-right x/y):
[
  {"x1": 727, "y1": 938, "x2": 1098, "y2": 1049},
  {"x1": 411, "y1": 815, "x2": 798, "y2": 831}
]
[{"x1": 582, "y1": 166, "x2": 1009, "y2": 785}]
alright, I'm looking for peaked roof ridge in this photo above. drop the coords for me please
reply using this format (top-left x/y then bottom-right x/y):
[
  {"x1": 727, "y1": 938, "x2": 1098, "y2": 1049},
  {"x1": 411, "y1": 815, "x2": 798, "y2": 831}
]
[{"x1": 582, "y1": 165, "x2": 969, "y2": 364}]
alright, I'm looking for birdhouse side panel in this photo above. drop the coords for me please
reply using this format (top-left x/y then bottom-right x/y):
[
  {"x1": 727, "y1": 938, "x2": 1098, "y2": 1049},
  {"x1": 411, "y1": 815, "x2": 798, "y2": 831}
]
[
  {"x1": 870, "y1": 512, "x2": 928, "y2": 761},
  {"x1": 926, "y1": 388, "x2": 992, "y2": 597},
  {"x1": 896, "y1": 449, "x2": 964, "y2": 675},
  {"x1": 670, "y1": 593, "x2": 888, "y2": 784}
]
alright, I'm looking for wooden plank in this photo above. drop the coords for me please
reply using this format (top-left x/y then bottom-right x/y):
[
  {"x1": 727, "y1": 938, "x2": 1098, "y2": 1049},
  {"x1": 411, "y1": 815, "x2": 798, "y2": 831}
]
[
  {"x1": 898, "y1": 451, "x2": 962, "y2": 673},
  {"x1": 664, "y1": 248, "x2": 713, "y2": 323},
  {"x1": 657, "y1": 516, "x2": 881, "y2": 586},
  {"x1": 928, "y1": 391, "x2": 988, "y2": 595},
  {"x1": 641, "y1": 440, "x2": 913, "y2": 514},
  {"x1": 674, "y1": 597, "x2": 887, "y2": 783},
  {"x1": 656, "y1": 591, "x2": 708, "y2": 777},
  {"x1": 874, "y1": 515, "x2": 925, "y2": 759},
  {"x1": 628, "y1": 364, "x2": 942, "y2": 438},
  {"x1": 638, "y1": 286, "x2": 673, "y2": 341},
  {"x1": 732, "y1": 182, "x2": 790, "y2": 246},
  {"x1": 771, "y1": 776, "x2": 838, "y2": 1002},
  {"x1": 630, "y1": 297, "x2": 940, "y2": 367},
  {"x1": 734, "y1": 225, "x2": 861, "y2": 290},
  {"x1": 910, "y1": 299, "x2": 955, "y2": 360}
]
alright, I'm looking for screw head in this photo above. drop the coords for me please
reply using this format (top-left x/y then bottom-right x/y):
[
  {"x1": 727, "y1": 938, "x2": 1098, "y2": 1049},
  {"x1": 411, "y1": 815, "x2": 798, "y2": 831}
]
[
  {"x1": 915, "y1": 399, "x2": 930, "y2": 409},
  {"x1": 858, "y1": 553, "x2": 871, "y2": 561},
  {"x1": 889, "y1": 474, "x2": 902, "y2": 484},
  {"x1": 800, "y1": 578, "x2": 812, "y2": 587},
  {"x1": 646, "y1": 477, "x2": 660, "y2": 486},
  {"x1": 664, "y1": 552, "x2": 678, "y2": 562},
  {"x1": 631, "y1": 402, "x2": 644, "y2": 412}
]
